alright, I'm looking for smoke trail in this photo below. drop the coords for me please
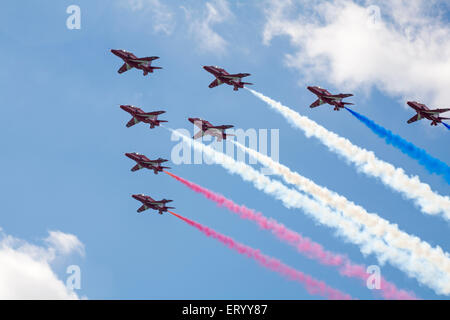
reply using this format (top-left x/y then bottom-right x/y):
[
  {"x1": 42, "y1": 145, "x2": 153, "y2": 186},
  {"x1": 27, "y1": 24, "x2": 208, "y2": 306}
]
[
  {"x1": 444, "y1": 123, "x2": 450, "y2": 130},
  {"x1": 168, "y1": 210, "x2": 352, "y2": 300},
  {"x1": 247, "y1": 88, "x2": 450, "y2": 220},
  {"x1": 164, "y1": 170, "x2": 417, "y2": 300},
  {"x1": 345, "y1": 107, "x2": 450, "y2": 184},
  {"x1": 166, "y1": 128, "x2": 450, "y2": 295},
  {"x1": 229, "y1": 139, "x2": 450, "y2": 286}
]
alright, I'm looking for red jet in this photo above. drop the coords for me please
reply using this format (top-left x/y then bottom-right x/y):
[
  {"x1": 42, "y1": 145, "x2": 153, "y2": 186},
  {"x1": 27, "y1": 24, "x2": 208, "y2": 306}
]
[
  {"x1": 120, "y1": 105, "x2": 167, "y2": 129},
  {"x1": 406, "y1": 101, "x2": 450, "y2": 126},
  {"x1": 132, "y1": 194, "x2": 174, "y2": 214},
  {"x1": 125, "y1": 152, "x2": 170, "y2": 174},
  {"x1": 203, "y1": 66, "x2": 253, "y2": 91},
  {"x1": 111, "y1": 49, "x2": 162, "y2": 76},
  {"x1": 307, "y1": 86, "x2": 354, "y2": 111},
  {"x1": 188, "y1": 118, "x2": 234, "y2": 141}
]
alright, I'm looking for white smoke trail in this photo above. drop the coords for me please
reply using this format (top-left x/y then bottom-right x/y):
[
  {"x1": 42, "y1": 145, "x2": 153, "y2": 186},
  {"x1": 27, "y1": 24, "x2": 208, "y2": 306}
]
[
  {"x1": 231, "y1": 139, "x2": 450, "y2": 282},
  {"x1": 247, "y1": 89, "x2": 450, "y2": 220},
  {"x1": 168, "y1": 128, "x2": 450, "y2": 295}
]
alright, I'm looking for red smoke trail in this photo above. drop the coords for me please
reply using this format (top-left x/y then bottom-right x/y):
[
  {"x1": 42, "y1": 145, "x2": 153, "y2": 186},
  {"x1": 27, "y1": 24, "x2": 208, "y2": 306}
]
[
  {"x1": 164, "y1": 170, "x2": 417, "y2": 300},
  {"x1": 168, "y1": 210, "x2": 352, "y2": 300}
]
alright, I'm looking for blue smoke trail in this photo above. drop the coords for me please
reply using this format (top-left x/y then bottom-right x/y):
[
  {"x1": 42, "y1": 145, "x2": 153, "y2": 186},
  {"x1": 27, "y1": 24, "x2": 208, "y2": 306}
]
[
  {"x1": 443, "y1": 122, "x2": 450, "y2": 130},
  {"x1": 345, "y1": 107, "x2": 450, "y2": 184}
]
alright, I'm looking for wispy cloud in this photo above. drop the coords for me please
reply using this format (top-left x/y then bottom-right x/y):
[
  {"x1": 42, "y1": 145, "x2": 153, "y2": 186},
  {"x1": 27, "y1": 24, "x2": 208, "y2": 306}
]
[
  {"x1": 262, "y1": 0, "x2": 450, "y2": 108},
  {"x1": 0, "y1": 228, "x2": 84, "y2": 299},
  {"x1": 182, "y1": 0, "x2": 234, "y2": 54},
  {"x1": 121, "y1": 0, "x2": 176, "y2": 35},
  {"x1": 45, "y1": 231, "x2": 85, "y2": 257}
]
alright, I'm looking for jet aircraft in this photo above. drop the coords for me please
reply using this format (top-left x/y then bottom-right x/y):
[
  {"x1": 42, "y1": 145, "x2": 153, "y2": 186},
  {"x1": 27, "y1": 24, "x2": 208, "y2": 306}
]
[
  {"x1": 406, "y1": 101, "x2": 450, "y2": 126},
  {"x1": 125, "y1": 153, "x2": 170, "y2": 174},
  {"x1": 203, "y1": 66, "x2": 252, "y2": 91},
  {"x1": 188, "y1": 118, "x2": 234, "y2": 141},
  {"x1": 132, "y1": 194, "x2": 174, "y2": 214},
  {"x1": 111, "y1": 49, "x2": 162, "y2": 76},
  {"x1": 120, "y1": 105, "x2": 167, "y2": 129},
  {"x1": 307, "y1": 86, "x2": 354, "y2": 111}
]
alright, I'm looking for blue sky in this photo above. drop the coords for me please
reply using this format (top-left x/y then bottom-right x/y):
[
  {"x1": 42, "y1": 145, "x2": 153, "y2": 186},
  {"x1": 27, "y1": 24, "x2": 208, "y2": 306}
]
[{"x1": 0, "y1": 0, "x2": 448, "y2": 299}]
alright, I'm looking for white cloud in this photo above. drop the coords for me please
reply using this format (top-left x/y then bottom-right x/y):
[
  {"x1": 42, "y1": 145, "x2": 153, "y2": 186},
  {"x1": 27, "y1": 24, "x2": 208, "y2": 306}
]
[
  {"x1": 121, "y1": 0, "x2": 176, "y2": 35},
  {"x1": 45, "y1": 231, "x2": 85, "y2": 257},
  {"x1": 262, "y1": 0, "x2": 450, "y2": 108},
  {"x1": 182, "y1": 0, "x2": 234, "y2": 54},
  {"x1": 0, "y1": 229, "x2": 84, "y2": 299}
]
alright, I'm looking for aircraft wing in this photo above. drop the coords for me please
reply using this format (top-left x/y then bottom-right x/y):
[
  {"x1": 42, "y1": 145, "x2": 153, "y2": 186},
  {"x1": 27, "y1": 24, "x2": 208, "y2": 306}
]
[
  {"x1": 212, "y1": 125, "x2": 234, "y2": 130},
  {"x1": 193, "y1": 130, "x2": 204, "y2": 140},
  {"x1": 407, "y1": 114, "x2": 419, "y2": 124},
  {"x1": 137, "y1": 205, "x2": 149, "y2": 212},
  {"x1": 118, "y1": 63, "x2": 132, "y2": 74},
  {"x1": 422, "y1": 108, "x2": 450, "y2": 115},
  {"x1": 137, "y1": 56, "x2": 159, "y2": 61},
  {"x1": 144, "y1": 111, "x2": 165, "y2": 115},
  {"x1": 330, "y1": 93, "x2": 353, "y2": 98},
  {"x1": 126, "y1": 118, "x2": 140, "y2": 127},
  {"x1": 131, "y1": 164, "x2": 143, "y2": 172},
  {"x1": 149, "y1": 159, "x2": 168, "y2": 164},
  {"x1": 223, "y1": 73, "x2": 250, "y2": 79},
  {"x1": 310, "y1": 99, "x2": 325, "y2": 108}
]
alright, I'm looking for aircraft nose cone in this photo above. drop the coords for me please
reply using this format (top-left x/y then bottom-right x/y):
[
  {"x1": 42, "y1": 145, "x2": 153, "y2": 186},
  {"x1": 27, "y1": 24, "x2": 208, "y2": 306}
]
[
  {"x1": 188, "y1": 118, "x2": 195, "y2": 124},
  {"x1": 132, "y1": 194, "x2": 139, "y2": 200},
  {"x1": 125, "y1": 153, "x2": 134, "y2": 159},
  {"x1": 120, "y1": 105, "x2": 129, "y2": 111}
]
